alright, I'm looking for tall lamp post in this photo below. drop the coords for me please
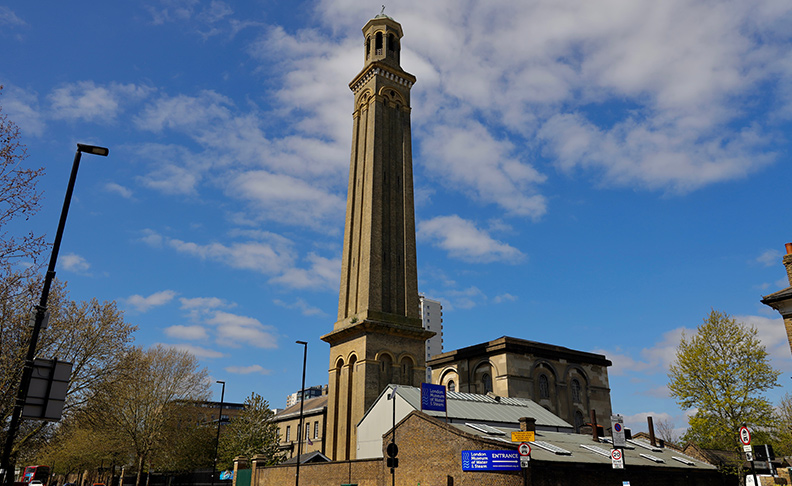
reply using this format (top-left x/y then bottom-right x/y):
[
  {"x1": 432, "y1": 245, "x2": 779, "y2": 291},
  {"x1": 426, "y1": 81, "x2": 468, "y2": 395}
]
[
  {"x1": 212, "y1": 380, "x2": 226, "y2": 486},
  {"x1": 295, "y1": 341, "x2": 308, "y2": 486},
  {"x1": 1, "y1": 143, "x2": 109, "y2": 486}
]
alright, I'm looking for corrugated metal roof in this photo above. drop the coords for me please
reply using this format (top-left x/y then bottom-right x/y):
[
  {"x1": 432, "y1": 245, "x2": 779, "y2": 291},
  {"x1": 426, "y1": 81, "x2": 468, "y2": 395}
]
[{"x1": 390, "y1": 385, "x2": 572, "y2": 429}]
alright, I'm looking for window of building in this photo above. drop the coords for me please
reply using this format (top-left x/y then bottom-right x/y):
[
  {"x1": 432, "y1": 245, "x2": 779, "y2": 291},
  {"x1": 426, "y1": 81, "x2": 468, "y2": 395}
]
[
  {"x1": 297, "y1": 424, "x2": 301, "y2": 442},
  {"x1": 539, "y1": 374, "x2": 550, "y2": 399},
  {"x1": 375, "y1": 32, "x2": 383, "y2": 55},
  {"x1": 286, "y1": 426, "x2": 291, "y2": 442},
  {"x1": 574, "y1": 411, "x2": 585, "y2": 433},
  {"x1": 314, "y1": 421, "x2": 319, "y2": 438},
  {"x1": 571, "y1": 379, "x2": 581, "y2": 403},
  {"x1": 447, "y1": 380, "x2": 455, "y2": 392},
  {"x1": 482, "y1": 373, "x2": 493, "y2": 393},
  {"x1": 306, "y1": 422, "x2": 310, "y2": 440}
]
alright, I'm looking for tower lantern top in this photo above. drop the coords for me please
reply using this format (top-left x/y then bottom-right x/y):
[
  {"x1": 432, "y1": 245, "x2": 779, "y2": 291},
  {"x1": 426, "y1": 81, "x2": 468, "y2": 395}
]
[{"x1": 362, "y1": 12, "x2": 403, "y2": 68}]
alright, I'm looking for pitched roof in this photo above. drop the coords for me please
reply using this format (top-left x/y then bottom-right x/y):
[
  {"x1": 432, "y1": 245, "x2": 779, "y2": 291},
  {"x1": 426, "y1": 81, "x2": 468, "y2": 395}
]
[
  {"x1": 761, "y1": 286, "x2": 792, "y2": 304},
  {"x1": 365, "y1": 384, "x2": 572, "y2": 430},
  {"x1": 273, "y1": 395, "x2": 328, "y2": 421}
]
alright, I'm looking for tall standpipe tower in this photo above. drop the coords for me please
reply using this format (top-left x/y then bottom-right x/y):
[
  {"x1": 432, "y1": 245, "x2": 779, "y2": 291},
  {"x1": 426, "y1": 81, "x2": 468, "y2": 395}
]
[{"x1": 321, "y1": 13, "x2": 434, "y2": 461}]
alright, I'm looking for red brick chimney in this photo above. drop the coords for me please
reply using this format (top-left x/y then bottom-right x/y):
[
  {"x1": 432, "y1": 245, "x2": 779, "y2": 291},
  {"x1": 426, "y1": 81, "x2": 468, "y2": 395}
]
[{"x1": 784, "y1": 243, "x2": 792, "y2": 286}]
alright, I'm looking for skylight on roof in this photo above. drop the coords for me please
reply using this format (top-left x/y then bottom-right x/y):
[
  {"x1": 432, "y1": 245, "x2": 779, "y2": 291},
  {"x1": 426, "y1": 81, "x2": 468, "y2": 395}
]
[
  {"x1": 580, "y1": 444, "x2": 611, "y2": 457},
  {"x1": 672, "y1": 456, "x2": 696, "y2": 466},
  {"x1": 465, "y1": 423, "x2": 505, "y2": 436},
  {"x1": 532, "y1": 441, "x2": 572, "y2": 456},
  {"x1": 640, "y1": 453, "x2": 665, "y2": 463},
  {"x1": 628, "y1": 439, "x2": 662, "y2": 452}
]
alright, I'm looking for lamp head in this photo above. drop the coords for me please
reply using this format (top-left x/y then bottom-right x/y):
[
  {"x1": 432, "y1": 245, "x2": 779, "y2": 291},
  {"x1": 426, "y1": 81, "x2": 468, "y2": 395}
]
[{"x1": 77, "y1": 143, "x2": 109, "y2": 156}]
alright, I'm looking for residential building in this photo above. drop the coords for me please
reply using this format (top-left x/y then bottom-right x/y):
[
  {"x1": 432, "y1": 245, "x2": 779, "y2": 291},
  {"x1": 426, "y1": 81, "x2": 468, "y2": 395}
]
[{"x1": 419, "y1": 295, "x2": 443, "y2": 382}]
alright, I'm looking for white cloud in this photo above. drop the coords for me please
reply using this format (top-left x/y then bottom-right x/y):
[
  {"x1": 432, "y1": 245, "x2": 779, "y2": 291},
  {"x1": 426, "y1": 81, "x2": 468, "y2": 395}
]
[
  {"x1": 49, "y1": 81, "x2": 151, "y2": 122},
  {"x1": 418, "y1": 215, "x2": 525, "y2": 263},
  {"x1": 164, "y1": 324, "x2": 209, "y2": 340},
  {"x1": 224, "y1": 364, "x2": 272, "y2": 375},
  {"x1": 736, "y1": 314, "x2": 792, "y2": 372},
  {"x1": 207, "y1": 310, "x2": 278, "y2": 349},
  {"x1": 493, "y1": 293, "x2": 518, "y2": 304},
  {"x1": 756, "y1": 249, "x2": 783, "y2": 267},
  {"x1": 273, "y1": 298, "x2": 327, "y2": 317},
  {"x1": 125, "y1": 289, "x2": 178, "y2": 312},
  {"x1": 2, "y1": 85, "x2": 45, "y2": 137},
  {"x1": 180, "y1": 296, "x2": 231, "y2": 310},
  {"x1": 0, "y1": 6, "x2": 25, "y2": 27},
  {"x1": 104, "y1": 182, "x2": 133, "y2": 199},
  {"x1": 161, "y1": 342, "x2": 226, "y2": 359},
  {"x1": 61, "y1": 253, "x2": 91, "y2": 274},
  {"x1": 270, "y1": 252, "x2": 340, "y2": 290}
]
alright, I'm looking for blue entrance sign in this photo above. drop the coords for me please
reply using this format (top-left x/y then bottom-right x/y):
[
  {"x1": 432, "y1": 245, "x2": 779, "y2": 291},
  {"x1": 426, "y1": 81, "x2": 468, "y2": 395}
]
[
  {"x1": 421, "y1": 382, "x2": 447, "y2": 412},
  {"x1": 461, "y1": 450, "x2": 520, "y2": 471}
]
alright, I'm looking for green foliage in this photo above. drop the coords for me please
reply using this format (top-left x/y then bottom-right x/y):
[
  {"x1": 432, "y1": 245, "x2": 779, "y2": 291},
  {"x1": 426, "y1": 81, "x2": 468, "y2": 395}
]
[
  {"x1": 668, "y1": 310, "x2": 780, "y2": 450},
  {"x1": 218, "y1": 393, "x2": 281, "y2": 469},
  {"x1": 772, "y1": 393, "x2": 792, "y2": 456}
]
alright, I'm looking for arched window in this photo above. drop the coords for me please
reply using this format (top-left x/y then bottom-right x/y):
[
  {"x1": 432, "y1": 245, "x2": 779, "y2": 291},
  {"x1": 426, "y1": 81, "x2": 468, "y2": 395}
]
[
  {"x1": 375, "y1": 32, "x2": 383, "y2": 55},
  {"x1": 574, "y1": 411, "x2": 585, "y2": 433},
  {"x1": 366, "y1": 36, "x2": 371, "y2": 59},
  {"x1": 400, "y1": 357, "x2": 414, "y2": 386},
  {"x1": 388, "y1": 33, "x2": 398, "y2": 52},
  {"x1": 482, "y1": 373, "x2": 493, "y2": 393},
  {"x1": 379, "y1": 354, "x2": 393, "y2": 385},
  {"x1": 538, "y1": 374, "x2": 550, "y2": 399},
  {"x1": 571, "y1": 378, "x2": 581, "y2": 403},
  {"x1": 447, "y1": 381, "x2": 455, "y2": 392}
]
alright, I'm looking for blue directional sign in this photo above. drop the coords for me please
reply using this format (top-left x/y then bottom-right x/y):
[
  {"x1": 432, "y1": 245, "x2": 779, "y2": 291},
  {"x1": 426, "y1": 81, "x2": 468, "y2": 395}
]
[
  {"x1": 461, "y1": 450, "x2": 520, "y2": 471},
  {"x1": 421, "y1": 382, "x2": 447, "y2": 412}
]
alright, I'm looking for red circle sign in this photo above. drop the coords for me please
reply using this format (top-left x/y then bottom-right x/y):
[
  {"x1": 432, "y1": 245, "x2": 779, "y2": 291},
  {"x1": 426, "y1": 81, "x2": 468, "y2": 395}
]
[
  {"x1": 611, "y1": 449, "x2": 622, "y2": 461},
  {"x1": 519, "y1": 443, "x2": 531, "y2": 456},
  {"x1": 739, "y1": 426, "x2": 751, "y2": 445}
]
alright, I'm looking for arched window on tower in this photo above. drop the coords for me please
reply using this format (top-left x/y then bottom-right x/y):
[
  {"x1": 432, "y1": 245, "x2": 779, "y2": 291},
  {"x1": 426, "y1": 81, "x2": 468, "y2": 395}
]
[
  {"x1": 571, "y1": 378, "x2": 582, "y2": 403},
  {"x1": 400, "y1": 356, "x2": 414, "y2": 386},
  {"x1": 447, "y1": 381, "x2": 455, "y2": 392},
  {"x1": 375, "y1": 32, "x2": 383, "y2": 55},
  {"x1": 379, "y1": 354, "x2": 393, "y2": 386},
  {"x1": 366, "y1": 35, "x2": 371, "y2": 59},
  {"x1": 482, "y1": 373, "x2": 493, "y2": 394},
  {"x1": 538, "y1": 374, "x2": 550, "y2": 399}
]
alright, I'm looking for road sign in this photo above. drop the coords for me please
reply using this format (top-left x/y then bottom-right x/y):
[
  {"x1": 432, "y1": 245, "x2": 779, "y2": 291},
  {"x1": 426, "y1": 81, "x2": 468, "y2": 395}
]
[
  {"x1": 421, "y1": 383, "x2": 447, "y2": 412},
  {"x1": 611, "y1": 414, "x2": 626, "y2": 447},
  {"x1": 745, "y1": 451, "x2": 753, "y2": 462},
  {"x1": 611, "y1": 449, "x2": 624, "y2": 469},
  {"x1": 461, "y1": 451, "x2": 521, "y2": 471},
  {"x1": 743, "y1": 445, "x2": 752, "y2": 453},
  {"x1": 512, "y1": 431, "x2": 535, "y2": 442},
  {"x1": 520, "y1": 456, "x2": 530, "y2": 468},
  {"x1": 739, "y1": 426, "x2": 751, "y2": 445},
  {"x1": 518, "y1": 443, "x2": 531, "y2": 456}
]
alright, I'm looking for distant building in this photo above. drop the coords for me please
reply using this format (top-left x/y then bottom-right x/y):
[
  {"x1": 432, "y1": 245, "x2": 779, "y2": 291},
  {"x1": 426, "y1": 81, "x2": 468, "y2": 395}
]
[
  {"x1": 428, "y1": 336, "x2": 613, "y2": 432},
  {"x1": 419, "y1": 295, "x2": 443, "y2": 382},
  {"x1": 285, "y1": 384, "x2": 327, "y2": 408},
  {"x1": 272, "y1": 395, "x2": 327, "y2": 459}
]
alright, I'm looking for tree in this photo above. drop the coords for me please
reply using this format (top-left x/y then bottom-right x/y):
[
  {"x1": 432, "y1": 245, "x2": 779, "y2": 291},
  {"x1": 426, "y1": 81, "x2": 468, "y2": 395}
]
[
  {"x1": 0, "y1": 85, "x2": 46, "y2": 284},
  {"x1": 0, "y1": 274, "x2": 137, "y2": 463},
  {"x1": 668, "y1": 310, "x2": 780, "y2": 451},
  {"x1": 772, "y1": 393, "x2": 792, "y2": 457},
  {"x1": 218, "y1": 393, "x2": 281, "y2": 469},
  {"x1": 84, "y1": 345, "x2": 210, "y2": 486}
]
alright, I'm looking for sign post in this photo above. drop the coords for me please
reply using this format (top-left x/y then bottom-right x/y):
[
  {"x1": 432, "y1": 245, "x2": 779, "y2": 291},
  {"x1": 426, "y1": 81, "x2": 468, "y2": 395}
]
[
  {"x1": 461, "y1": 451, "x2": 521, "y2": 471},
  {"x1": 611, "y1": 415, "x2": 626, "y2": 448},
  {"x1": 611, "y1": 448, "x2": 624, "y2": 469},
  {"x1": 740, "y1": 424, "x2": 758, "y2": 486}
]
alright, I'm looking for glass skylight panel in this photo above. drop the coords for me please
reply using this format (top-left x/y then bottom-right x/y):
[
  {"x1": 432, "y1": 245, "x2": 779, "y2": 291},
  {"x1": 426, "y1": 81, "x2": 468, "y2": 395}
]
[
  {"x1": 672, "y1": 456, "x2": 696, "y2": 466},
  {"x1": 532, "y1": 441, "x2": 572, "y2": 455},
  {"x1": 580, "y1": 445, "x2": 611, "y2": 457},
  {"x1": 640, "y1": 453, "x2": 665, "y2": 463},
  {"x1": 464, "y1": 423, "x2": 505, "y2": 435},
  {"x1": 628, "y1": 439, "x2": 662, "y2": 452}
]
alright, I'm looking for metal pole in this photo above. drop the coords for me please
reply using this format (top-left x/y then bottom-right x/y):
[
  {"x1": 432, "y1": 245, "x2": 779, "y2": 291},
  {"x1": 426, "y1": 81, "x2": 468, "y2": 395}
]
[
  {"x1": 295, "y1": 341, "x2": 307, "y2": 486},
  {"x1": 1, "y1": 147, "x2": 86, "y2": 486},
  {"x1": 212, "y1": 381, "x2": 225, "y2": 486},
  {"x1": 390, "y1": 386, "x2": 397, "y2": 486}
]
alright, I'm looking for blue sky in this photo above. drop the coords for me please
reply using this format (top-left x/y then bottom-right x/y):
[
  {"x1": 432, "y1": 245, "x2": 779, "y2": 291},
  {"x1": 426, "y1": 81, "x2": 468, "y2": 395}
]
[{"x1": 3, "y1": 0, "x2": 792, "y2": 435}]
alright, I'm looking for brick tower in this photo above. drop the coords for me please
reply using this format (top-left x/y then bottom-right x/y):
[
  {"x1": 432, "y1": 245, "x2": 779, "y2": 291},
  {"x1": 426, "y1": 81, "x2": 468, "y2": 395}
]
[{"x1": 321, "y1": 13, "x2": 434, "y2": 461}]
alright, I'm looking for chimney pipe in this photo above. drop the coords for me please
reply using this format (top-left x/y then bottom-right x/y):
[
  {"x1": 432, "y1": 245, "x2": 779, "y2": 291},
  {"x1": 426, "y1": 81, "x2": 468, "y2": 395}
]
[
  {"x1": 784, "y1": 243, "x2": 792, "y2": 286},
  {"x1": 519, "y1": 417, "x2": 536, "y2": 433},
  {"x1": 648, "y1": 416, "x2": 657, "y2": 447},
  {"x1": 590, "y1": 410, "x2": 599, "y2": 441}
]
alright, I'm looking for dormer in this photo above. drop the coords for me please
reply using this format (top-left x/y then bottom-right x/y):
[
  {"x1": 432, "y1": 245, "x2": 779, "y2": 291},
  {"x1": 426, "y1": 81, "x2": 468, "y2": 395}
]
[{"x1": 362, "y1": 13, "x2": 403, "y2": 69}]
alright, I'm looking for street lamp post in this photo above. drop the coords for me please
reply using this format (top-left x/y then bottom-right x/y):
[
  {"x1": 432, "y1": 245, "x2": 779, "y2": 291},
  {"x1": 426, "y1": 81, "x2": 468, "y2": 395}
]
[
  {"x1": 295, "y1": 341, "x2": 308, "y2": 486},
  {"x1": 212, "y1": 381, "x2": 226, "y2": 486},
  {"x1": 0, "y1": 143, "x2": 108, "y2": 486}
]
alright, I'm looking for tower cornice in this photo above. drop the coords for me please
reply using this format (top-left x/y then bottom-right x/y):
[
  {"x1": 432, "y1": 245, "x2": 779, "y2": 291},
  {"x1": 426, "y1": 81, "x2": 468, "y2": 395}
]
[{"x1": 349, "y1": 62, "x2": 416, "y2": 93}]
